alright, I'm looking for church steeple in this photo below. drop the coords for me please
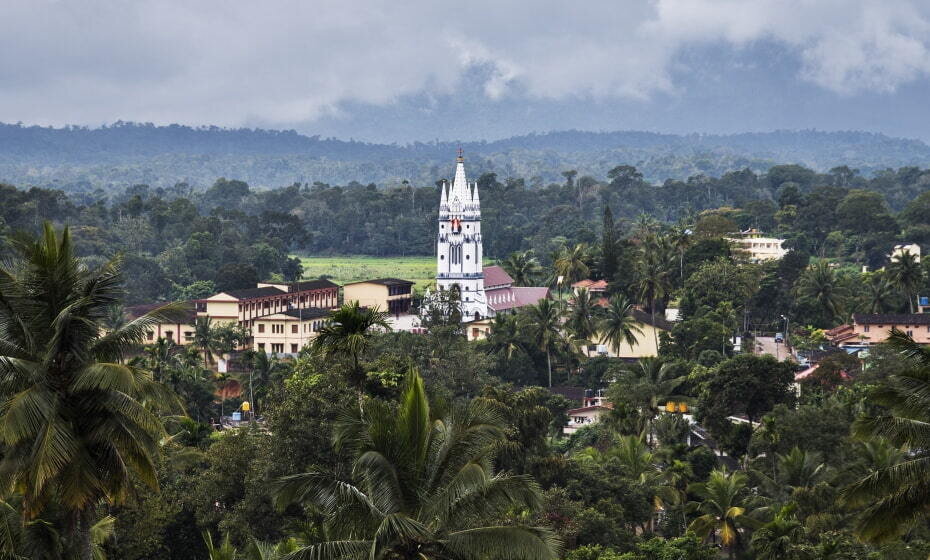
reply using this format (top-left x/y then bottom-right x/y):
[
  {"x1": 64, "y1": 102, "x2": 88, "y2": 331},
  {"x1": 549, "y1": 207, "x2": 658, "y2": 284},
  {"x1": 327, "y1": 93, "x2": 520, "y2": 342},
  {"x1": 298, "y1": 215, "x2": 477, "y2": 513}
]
[{"x1": 435, "y1": 151, "x2": 487, "y2": 321}]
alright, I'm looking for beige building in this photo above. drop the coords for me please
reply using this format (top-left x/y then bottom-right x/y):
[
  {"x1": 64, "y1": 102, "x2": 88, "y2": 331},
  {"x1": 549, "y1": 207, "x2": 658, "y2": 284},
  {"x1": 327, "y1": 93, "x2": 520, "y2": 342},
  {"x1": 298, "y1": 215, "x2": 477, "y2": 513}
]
[
  {"x1": 829, "y1": 314, "x2": 930, "y2": 347},
  {"x1": 728, "y1": 229, "x2": 787, "y2": 262},
  {"x1": 197, "y1": 279, "x2": 339, "y2": 326},
  {"x1": 466, "y1": 318, "x2": 493, "y2": 341},
  {"x1": 343, "y1": 278, "x2": 414, "y2": 316},
  {"x1": 585, "y1": 309, "x2": 672, "y2": 359},
  {"x1": 129, "y1": 302, "x2": 198, "y2": 345},
  {"x1": 564, "y1": 392, "x2": 612, "y2": 435},
  {"x1": 252, "y1": 308, "x2": 330, "y2": 355},
  {"x1": 891, "y1": 243, "x2": 921, "y2": 263}
]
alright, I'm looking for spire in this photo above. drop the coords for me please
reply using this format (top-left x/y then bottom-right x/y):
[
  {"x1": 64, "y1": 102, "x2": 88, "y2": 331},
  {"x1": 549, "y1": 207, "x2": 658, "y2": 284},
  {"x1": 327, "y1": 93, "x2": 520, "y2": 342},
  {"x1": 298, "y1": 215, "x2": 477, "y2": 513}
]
[
  {"x1": 440, "y1": 180, "x2": 448, "y2": 206},
  {"x1": 471, "y1": 180, "x2": 479, "y2": 205},
  {"x1": 451, "y1": 151, "x2": 468, "y2": 202}
]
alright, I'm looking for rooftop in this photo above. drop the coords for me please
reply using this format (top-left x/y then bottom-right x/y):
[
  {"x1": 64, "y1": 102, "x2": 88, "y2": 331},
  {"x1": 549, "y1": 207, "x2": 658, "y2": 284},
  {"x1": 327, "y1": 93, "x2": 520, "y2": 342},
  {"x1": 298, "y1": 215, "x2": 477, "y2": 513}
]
[
  {"x1": 287, "y1": 278, "x2": 339, "y2": 292},
  {"x1": 852, "y1": 313, "x2": 930, "y2": 325},
  {"x1": 258, "y1": 308, "x2": 332, "y2": 321},
  {"x1": 487, "y1": 286, "x2": 549, "y2": 311},
  {"x1": 223, "y1": 286, "x2": 287, "y2": 300},
  {"x1": 125, "y1": 301, "x2": 197, "y2": 323},
  {"x1": 483, "y1": 265, "x2": 513, "y2": 288},
  {"x1": 572, "y1": 279, "x2": 608, "y2": 290},
  {"x1": 344, "y1": 277, "x2": 415, "y2": 287}
]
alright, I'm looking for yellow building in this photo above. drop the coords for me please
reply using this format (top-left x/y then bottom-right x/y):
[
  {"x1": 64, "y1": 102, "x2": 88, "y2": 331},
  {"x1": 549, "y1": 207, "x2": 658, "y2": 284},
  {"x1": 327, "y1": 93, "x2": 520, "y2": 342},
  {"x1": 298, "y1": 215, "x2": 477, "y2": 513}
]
[
  {"x1": 466, "y1": 318, "x2": 493, "y2": 341},
  {"x1": 128, "y1": 302, "x2": 198, "y2": 345},
  {"x1": 829, "y1": 313, "x2": 930, "y2": 348},
  {"x1": 197, "y1": 280, "x2": 339, "y2": 326},
  {"x1": 252, "y1": 308, "x2": 330, "y2": 355},
  {"x1": 343, "y1": 278, "x2": 414, "y2": 316},
  {"x1": 585, "y1": 309, "x2": 672, "y2": 359}
]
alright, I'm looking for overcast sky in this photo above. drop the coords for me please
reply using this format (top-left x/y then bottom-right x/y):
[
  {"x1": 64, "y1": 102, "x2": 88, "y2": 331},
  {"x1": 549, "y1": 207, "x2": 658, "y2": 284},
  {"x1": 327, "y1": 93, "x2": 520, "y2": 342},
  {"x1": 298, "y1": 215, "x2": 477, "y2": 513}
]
[{"x1": 3, "y1": 0, "x2": 930, "y2": 142}]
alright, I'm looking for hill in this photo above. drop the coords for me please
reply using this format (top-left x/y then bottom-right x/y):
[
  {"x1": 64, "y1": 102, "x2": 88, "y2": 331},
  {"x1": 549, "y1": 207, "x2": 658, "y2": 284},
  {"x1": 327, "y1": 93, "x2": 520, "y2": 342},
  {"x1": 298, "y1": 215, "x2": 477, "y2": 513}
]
[{"x1": 2, "y1": 122, "x2": 929, "y2": 191}]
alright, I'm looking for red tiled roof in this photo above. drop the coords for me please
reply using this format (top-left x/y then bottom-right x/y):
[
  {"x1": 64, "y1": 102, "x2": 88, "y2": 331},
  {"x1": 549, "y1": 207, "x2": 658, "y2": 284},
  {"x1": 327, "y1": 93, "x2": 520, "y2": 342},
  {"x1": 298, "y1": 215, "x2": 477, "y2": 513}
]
[
  {"x1": 488, "y1": 286, "x2": 550, "y2": 311},
  {"x1": 483, "y1": 265, "x2": 513, "y2": 288},
  {"x1": 572, "y1": 279, "x2": 608, "y2": 290}
]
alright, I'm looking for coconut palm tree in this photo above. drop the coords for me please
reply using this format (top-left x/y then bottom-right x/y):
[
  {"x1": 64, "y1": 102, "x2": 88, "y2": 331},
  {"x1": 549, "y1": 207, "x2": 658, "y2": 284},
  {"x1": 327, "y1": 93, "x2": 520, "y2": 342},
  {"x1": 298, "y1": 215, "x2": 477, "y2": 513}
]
[
  {"x1": 608, "y1": 358, "x2": 686, "y2": 444},
  {"x1": 503, "y1": 250, "x2": 542, "y2": 287},
  {"x1": 0, "y1": 223, "x2": 184, "y2": 559},
  {"x1": 484, "y1": 313, "x2": 526, "y2": 360},
  {"x1": 795, "y1": 261, "x2": 847, "y2": 325},
  {"x1": 864, "y1": 272, "x2": 895, "y2": 314},
  {"x1": 243, "y1": 537, "x2": 300, "y2": 560},
  {"x1": 553, "y1": 243, "x2": 591, "y2": 286},
  {"x1": 842, "y1": 329, "x2": 930, "y2": 542},
  {"x1": 144, "y1": 336, "x2": 175, "y2": 382},
  {"x1": 749, "y1": 506, "x2": 806, "y2": 560},
  {"x1": 523, "y1": 298, "x2": 563, "y2": 387},
  {"x1": 311, "y1": 301, "x2": 390, "y2": 404},
  {"x1": 635, "y1": 243, "x2": 674, "y2": 349},
  {"x1": 566, "y1": 287, "x2": 601, "y2": 344},
  {"x1": 888, "y1": 250, "x2": 923, "y2": 313},
  {"x1": 203, "y1": 531, "x2": 237, "y2": 560},
  {"x1": 272, "y1": 370, "x2": 560, "y2": 560},
  {"x1": 688, "y1": 470, "x2": 753, "y2": 557},
  {"x1": 599, "y1": 294, "x2": 643, "y2": 356},
  {"x1": 249, "y1": 348, "x2": 287, "y2": 415},
  {"x1": 192, "y1": 316, "x2": 217, "y2": 369}
]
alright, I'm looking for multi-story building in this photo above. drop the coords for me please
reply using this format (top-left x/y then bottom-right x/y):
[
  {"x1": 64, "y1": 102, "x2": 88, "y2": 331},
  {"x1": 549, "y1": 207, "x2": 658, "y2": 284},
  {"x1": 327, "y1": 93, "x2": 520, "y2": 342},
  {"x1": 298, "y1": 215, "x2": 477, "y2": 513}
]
[
  {"x1": 828, "y1": 313, "x2": 930, "y2": 347},
  {"x1": 196, "y1": 279, "x2": 339, "y2": 327},
  {"x1": 727, "y1": 229, "x2": 787, "y2": 262},
  {"x1": 130, "y1": 302, "x2": 198, "y2": 345},
  {"x1": 343, "y1": 278, "x2": 414, "y2": 316},
  {"x1": 564, "y1": 391, "x2": 612, "y2": 434},
  {"x1": 252, "y1": 307, "x2": 331, "y2": 354}
]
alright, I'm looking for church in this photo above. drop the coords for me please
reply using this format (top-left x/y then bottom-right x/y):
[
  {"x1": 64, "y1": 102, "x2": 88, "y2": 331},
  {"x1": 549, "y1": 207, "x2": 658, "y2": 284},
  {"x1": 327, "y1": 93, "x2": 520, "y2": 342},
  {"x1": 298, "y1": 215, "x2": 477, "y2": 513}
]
[{"x1": 434, "y1": 152, "x2": 549, "y2": 325}]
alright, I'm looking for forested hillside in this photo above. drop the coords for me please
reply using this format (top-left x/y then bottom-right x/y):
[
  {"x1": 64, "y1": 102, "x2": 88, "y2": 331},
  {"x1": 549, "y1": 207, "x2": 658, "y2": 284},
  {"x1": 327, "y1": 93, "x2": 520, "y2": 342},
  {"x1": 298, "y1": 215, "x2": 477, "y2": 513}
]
[{"x1": 3, "y1": 122, "x2": 930, "y2": 189}]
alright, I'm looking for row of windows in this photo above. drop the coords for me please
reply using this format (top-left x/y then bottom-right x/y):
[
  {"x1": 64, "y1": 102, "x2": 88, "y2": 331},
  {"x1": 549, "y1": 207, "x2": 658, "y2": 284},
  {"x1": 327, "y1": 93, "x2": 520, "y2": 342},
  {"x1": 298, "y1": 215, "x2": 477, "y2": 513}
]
[
  {"x1": 863, "y1": 325, "x2": 930, "y2": 333},
  {"x1": 258, "y1": 342, "x2": 300, "y2": 354},
  {"x1": 256, "y1": 321, "x2": 326, "y2": 334},
  {"x1": 146, "y1": 330, "x2": 193, "y2": 341}
]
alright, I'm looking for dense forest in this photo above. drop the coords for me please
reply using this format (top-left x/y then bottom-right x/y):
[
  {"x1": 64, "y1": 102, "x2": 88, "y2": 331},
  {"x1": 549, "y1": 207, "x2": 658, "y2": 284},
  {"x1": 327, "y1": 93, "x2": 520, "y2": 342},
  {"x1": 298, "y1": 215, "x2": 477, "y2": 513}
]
[
  {"x1": 2, "y1": 161, "x2": 930, "y2": 306},
  {"x1": 3, "y1": 122, "x2": 930, "y2": 188}
]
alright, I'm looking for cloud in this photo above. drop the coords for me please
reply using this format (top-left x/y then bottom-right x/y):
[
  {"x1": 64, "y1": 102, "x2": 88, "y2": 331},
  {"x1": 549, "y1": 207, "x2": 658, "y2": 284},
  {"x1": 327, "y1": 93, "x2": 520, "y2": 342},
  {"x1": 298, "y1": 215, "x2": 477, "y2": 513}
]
[{"x1": 0, "y1": 0, "x2": 929, "y2": 129}]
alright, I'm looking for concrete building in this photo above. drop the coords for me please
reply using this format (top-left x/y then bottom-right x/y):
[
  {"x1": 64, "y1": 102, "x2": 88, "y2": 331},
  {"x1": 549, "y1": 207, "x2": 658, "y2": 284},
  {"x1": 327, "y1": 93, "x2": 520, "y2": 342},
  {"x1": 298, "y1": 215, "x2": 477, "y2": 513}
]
[
  {"x1": 343, "y1": 278, "x2": 414, "y2": 316},
  {"x1": 252, "y1": 307, "x2": 330, "y2": 355},
  {"x1": 564, "y1": 391, "x2": 612, "y2": 435},
  {"x1": 130, "y1": 302, "x2": 198, "y2": 345},
  {"x1": 483, "y1": 265, "x2": 550, "y2": 315},
  {"x1": 196, "y1": 279, "x2": 338, "y2": 326},
  {"x1": 585, "y1": 308, "x2": 673, "y2": 359},
  {"x1": 891, "y1": 243, "x2": 921, "y2": 263},
  {"x1": 828, "y1": 313, "x2": 930, "y2": 347},
  {"x1": 727, "y1": 229, "x2": 787, "y2": 262}
]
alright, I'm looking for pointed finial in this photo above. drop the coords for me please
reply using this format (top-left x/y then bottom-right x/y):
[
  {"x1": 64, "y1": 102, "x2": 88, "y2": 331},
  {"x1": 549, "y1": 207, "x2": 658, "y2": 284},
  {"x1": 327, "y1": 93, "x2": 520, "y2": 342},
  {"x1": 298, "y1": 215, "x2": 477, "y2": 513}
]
[{"x1": 457, "y1": 147, "x2": 464, "y2": 162}]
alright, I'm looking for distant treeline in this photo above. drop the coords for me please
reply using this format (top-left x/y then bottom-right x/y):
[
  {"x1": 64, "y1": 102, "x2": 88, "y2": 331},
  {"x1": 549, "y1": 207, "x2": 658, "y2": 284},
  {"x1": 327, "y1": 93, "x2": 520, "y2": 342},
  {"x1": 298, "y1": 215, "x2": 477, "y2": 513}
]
[
  {"x1": 2, "y1": 162, "x2": 930, "y2": 305},
  {"x1": 2, "y1": 122, "x2": 930, "y2": 188}
]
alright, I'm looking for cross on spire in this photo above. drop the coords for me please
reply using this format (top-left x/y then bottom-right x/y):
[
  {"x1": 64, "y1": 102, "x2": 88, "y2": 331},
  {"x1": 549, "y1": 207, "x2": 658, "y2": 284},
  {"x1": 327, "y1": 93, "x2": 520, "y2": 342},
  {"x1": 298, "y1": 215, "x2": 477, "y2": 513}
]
[{"x1": 457, "y1": 147, "x2": 464, "y2": 161}]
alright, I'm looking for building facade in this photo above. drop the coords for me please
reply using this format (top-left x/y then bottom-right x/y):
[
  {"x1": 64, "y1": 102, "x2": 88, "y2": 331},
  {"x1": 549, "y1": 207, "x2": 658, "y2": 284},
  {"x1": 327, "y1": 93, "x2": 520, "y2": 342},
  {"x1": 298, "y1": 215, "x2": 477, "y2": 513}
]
[
  {"x1": 436, "y1": 153, "x2": 487, "y2": 320},
  {"x1": 829, "y1": 313, "x2": 930, "y2": 347},
  {"x1": 727, "y1": 229, "x2": 787, "y2": 262},
  {"x1": 343, "y1": 278, "x2": 414, "y2": 316}
]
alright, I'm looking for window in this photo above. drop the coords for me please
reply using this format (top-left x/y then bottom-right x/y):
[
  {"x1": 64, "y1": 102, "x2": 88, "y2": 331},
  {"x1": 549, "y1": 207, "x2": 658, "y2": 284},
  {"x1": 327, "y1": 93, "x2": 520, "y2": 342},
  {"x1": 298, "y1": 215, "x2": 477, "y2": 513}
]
[
  {"x1": 146, "y1": 331, "x2": 154, "y2": 341},
  {"x1": 184, "y1": 331, "x2": 193, "y2": 340},
  {"x1": 908, "y1": 330, "x2": 914, "y2": 337},
  {"x1": 271, "y1": 343, "x2": 284, "y2": 353},
  {"x1": 864, "y1": 325, "x2": 870, "y2": 332},
  {"x1": 291, "y1": 324, "x2": 298, "y2": 334},
  {"x1": 291, "y1": 344, "x2": 298, "y2": 353},
  {"x1": 472, "y1": 328, "x2": 479, "y2": 338},
  {"x1": 258, "y1": 323, "x2": 265, "y2": 333},
  {"x1": 258, "y1": 343, "x2": 265, "y2": 350},
  {"x1": 165, "y1": 330, "x2": 173, "y2": 340}
]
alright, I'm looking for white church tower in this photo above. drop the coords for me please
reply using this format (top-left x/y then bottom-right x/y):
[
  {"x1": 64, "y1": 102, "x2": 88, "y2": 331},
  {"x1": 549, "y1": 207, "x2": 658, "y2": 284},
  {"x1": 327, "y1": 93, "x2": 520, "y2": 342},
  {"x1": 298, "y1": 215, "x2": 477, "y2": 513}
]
[{"x1": 436, "y1": 151, "x2": 487, "y2": 320}]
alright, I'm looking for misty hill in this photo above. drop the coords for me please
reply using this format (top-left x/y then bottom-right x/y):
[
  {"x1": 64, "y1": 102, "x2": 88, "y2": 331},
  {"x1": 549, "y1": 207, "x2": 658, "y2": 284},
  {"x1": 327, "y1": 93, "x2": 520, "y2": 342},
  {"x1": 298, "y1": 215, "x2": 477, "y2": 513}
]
[{"x1": 2, "y1": 122, "x2": 929, "y2": 191}]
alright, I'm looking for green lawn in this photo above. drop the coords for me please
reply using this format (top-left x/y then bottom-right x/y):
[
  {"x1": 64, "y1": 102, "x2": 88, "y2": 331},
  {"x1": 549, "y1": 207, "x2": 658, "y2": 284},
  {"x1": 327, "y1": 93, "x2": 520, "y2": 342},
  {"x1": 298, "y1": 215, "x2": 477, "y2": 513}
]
[{"x1": 296, "y1": 255, "x2": 438, "y2": 291}]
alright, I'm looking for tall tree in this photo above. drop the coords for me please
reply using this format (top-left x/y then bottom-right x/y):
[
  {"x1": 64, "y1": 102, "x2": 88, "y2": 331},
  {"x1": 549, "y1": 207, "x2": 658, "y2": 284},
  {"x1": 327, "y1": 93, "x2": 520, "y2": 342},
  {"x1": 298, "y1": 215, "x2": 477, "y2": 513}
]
[
  {"x1": 524, "y1": 299, "x2": 563, "y2": 387},
  {"x1": 601, "y1": 206, "x2": 619, "y2": 281},
  {"x1": 503, "y1": 250, "x2": 542, "y2": 287},
  {"x1": 606, "y1": 358, "x2": 685, "y2": 443},
  {"x1": 599, "y1": 294, "x2": 643, "y2": 357},
  {"x1": 0, "y1": 223, "x2": 183, "y2": 559},
  {"x1": 310, "y1": 301, "x2": 390, "y2": 404},
  {"x1": 192, "y1": 316, "x2": 216, "y2": 369},
  {"x1": 272, "y1": 370, "x2": 560, "y2": 560},
  {"x1": 795, "y1": 261, "x2": 848, "y2": 326},
  {"x1": 553, "y1": 244, "x2": 591, "y2": 286},
  {"x1": 843, "y1": 330, "x2": 930, "y2": 542},
  {"x1": 888, "y1": 250, "x2": 923, "y2": 313},
  {"x1": 567, "y1": 287, "x2": 601, "y2": 344},
  {"x1": 688, "y1": 470, "x2": 753, "y2": 557}
]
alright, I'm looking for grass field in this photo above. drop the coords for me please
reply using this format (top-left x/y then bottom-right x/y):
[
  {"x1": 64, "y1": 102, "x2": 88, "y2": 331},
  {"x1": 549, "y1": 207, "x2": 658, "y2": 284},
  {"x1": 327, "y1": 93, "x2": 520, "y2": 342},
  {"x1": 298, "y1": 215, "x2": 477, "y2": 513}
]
[{"x1": 296, "y1": 255, "x2": 438, "y2": 291}]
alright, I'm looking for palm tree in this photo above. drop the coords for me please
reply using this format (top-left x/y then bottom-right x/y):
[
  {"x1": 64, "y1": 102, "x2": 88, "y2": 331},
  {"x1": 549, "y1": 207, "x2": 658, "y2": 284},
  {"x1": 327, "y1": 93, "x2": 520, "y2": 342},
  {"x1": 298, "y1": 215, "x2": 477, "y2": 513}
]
[
  {"x1": 484, "y1": 313, "x2": 526, "y2": 360},
  {"x1": 503, "y1": 250, "x2": 541, "y2": 287},
  {"x1": 243, "y1": 537, "x2": 300, "y2": 560},
  {"x1": 608, "y1": 358, "x2": 686, "y2": 444},
  {"x1": 842, "y1": 329, "x2": 930, "y2": 542},
  {"x1": 553, "y1": 243, "x2": 591, "y2": 285},
  {"x1": 0, "y1": 223, "x2": 184, "y2": 559},
  {"x1": 669, "y1": 224, "x2": 692, "y2": 282},
  {"x1": 272, "y1": 370, "x2": 560, "y2": 560},
  {"x1": 566, "y1": 287, "x2": 601, "y2": 344},
  {"x1": 311, "y1": 301, "x2": 390, "y2": 404},
  {"x1": 864, "y1": 272, "x2": 895, "y2": 314},
  {"x1": 192, "y1": 316, "x2": 216, "y2": 369},
  {"x1": 635, "y1": 242, "x2": 674, "y2": 349},
  {"x1": 749, "y1": 506, "x2": 806, "y2": 560},
  {"x1": 888, "y1": 250, "x2": 923, "y2": 313},
  {"x1": 688, "y1": 470, "x2": 753, "y2": 557},
  {"x1": 795, "y1": 261, "x2": 847, "y2": 325},
  {"x1": 599, "y1": 294, "x2": 643, "y2": 356},
  {"x1": 144, "y1": 336, "x2": 175, "y2": 382},
  {"x1": 250, "y1": 348, "x2": 286, "y2": 415},
  {"x1": 523, "y1": 299, "x2": 563, "y2": 387},
  {"x1": 203, "y1": 531, "x2": 237, "y2": 560}
]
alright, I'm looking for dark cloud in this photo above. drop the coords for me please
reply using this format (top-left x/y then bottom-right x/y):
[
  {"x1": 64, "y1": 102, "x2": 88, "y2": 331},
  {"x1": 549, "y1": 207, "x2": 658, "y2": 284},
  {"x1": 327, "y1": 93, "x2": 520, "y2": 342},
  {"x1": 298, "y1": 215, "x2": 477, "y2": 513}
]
[{"x1": 2, "y1": 0, "x2": 929, "y2": 140}]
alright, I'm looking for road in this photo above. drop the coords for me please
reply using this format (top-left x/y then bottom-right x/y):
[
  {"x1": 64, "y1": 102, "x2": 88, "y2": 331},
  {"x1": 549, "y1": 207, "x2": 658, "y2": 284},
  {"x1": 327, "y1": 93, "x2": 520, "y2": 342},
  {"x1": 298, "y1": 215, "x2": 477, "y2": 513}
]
[{"x1": 754, "y1": 336, "x2": 793, "y2": 361}]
